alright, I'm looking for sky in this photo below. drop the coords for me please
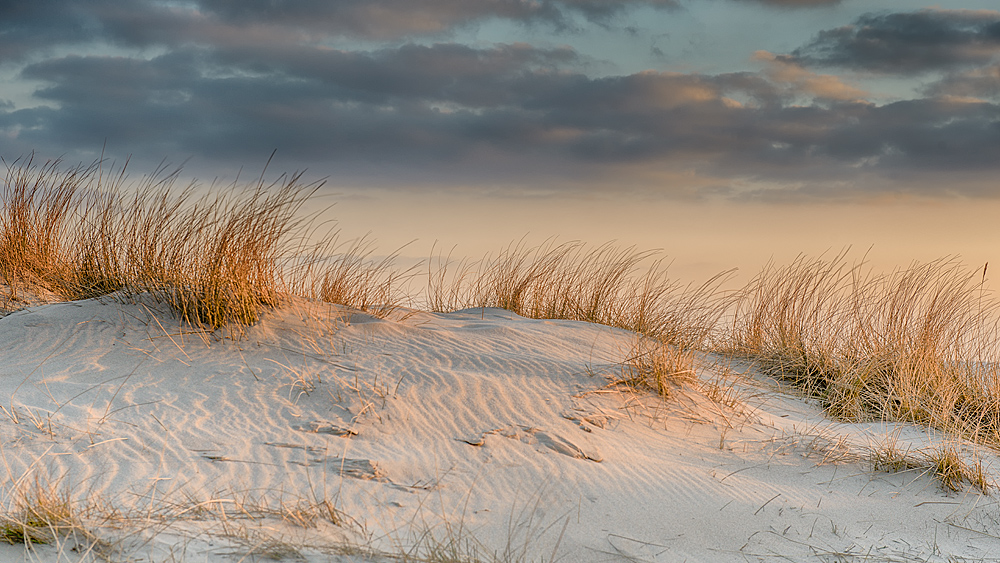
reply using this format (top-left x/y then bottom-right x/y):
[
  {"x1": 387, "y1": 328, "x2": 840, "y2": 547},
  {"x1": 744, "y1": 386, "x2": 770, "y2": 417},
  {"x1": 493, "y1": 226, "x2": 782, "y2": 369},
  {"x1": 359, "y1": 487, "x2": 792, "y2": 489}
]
[{"x1": 3, "y1": 0, "x2": 1000, "y2": 281}]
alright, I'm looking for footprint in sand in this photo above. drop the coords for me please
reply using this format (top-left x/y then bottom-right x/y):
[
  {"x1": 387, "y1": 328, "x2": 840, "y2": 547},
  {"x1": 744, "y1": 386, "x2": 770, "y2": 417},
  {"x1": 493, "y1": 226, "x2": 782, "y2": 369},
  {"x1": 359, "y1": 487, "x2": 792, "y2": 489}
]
[
  {"x1": 459, "y1": 424, "x2": 603, "y2": 462},
  {"x1": 291, "y1": 420, "x2": 358, "y2": 437},
  {"x1": 561, "y1": 409, "x2": 614, "y2": 431},
  {"x1": 196, "y1": 444, "x2": 385, "y2": 480},
  {"x1": 264, "y1": 442, "x2": 384, "y2": 480}
]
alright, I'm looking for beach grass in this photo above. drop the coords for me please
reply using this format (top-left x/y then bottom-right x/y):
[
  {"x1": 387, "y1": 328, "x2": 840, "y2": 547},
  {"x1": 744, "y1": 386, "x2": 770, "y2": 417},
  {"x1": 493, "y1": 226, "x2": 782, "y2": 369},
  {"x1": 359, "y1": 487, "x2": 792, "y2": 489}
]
[
  {"x1": 427, "y1": 238, "x2": 732, "y2": 348},
  {"x1": 0, "y1": 473, "x2": 564, "y2": 563},
  {"x1": 311, "y1": 235, "x2": 415, "y2": 317},
  {"x1": 0, "y1": 155, "x2": 413, "y2": 328},
  {"x1": 0, "y1": 475, "x2": 101, "y2": 553},
  {"x1": 613, "y1": 337, "x2": 697, "y2": 400},
  {"x1": 867, "y1": 432, "x2": 992, "y2": 493},
  {"x1": 725, "y1": 253, "x2": 1000, "y2": 447},
  {"x1": 6, "y1": 154, "x2": 1000, "y2": 455}
]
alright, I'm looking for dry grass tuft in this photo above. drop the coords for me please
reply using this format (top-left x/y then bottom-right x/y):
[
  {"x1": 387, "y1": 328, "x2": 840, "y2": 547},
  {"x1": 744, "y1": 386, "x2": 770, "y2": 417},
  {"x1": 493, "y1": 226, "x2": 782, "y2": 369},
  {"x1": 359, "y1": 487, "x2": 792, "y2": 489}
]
[
  {"x1": 925, "y1": 446, "x2": 992, "y2": 494},
  {"x1": 614, "y1": 338, "x2": 697, "y2": 400},
  {"x1": 0, "y1": 154, "x2": 411, "y2": 327},
  {"x1": 127, "y1": 170, "x2": 318, "y2": 327},
  {"x1": 0, "y1": 474, "x2": 366, "y2": 561},
  {"x1": 759, "y1": 426, "x2": 862, "y2": 465},
  {"x1": 0, "y1": 155, "x2": 108, "y2": 300},
  {"x1": 727, "y1": 252, "x2": 1000, "y2": 447},
  {"x1": 608, "y1": 338, "x2": 755, "y2": 429},
  {"x1": 867, "y1": 430, "x2": 925, "y2": 476},
  {"x1": 867, "y1": 433, "x2": 992, "y2": 494},
  {"x1": 0, "y1": 477, "x2": 81, "y2": 546},
  {"x1": 428, "y1": 239, "x2": 730, "y2": 347},
  {"x1": 309, "y1": 235, "x2": 414, "y2": 317}
]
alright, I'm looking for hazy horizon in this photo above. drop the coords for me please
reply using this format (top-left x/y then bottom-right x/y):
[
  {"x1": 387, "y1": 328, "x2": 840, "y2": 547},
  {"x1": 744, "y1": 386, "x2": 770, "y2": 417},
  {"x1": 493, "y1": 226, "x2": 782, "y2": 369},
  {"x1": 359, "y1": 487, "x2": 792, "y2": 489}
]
[{"x1": 325, "y1": 189, "x2": 998, "y2": 287}]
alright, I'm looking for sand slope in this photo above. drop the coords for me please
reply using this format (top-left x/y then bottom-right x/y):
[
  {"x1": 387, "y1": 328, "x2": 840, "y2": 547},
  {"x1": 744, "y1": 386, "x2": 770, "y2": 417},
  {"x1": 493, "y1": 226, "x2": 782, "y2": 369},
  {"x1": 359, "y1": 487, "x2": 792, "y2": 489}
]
[{"x1": 1, "y1": 294, "x2": 1000, "y2": 562}]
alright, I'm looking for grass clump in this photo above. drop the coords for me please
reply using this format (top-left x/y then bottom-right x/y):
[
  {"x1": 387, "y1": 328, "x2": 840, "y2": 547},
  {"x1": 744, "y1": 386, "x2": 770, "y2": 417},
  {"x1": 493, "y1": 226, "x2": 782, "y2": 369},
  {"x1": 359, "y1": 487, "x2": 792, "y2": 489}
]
[
  {"x1": 428, "y1": 239, "x2": 730, "y2": 347},
  {"x1": 0, "y1": 154, "x2": 411, "y2": 327},
  {"x1": 614, "y1": 338, "x2": 697, "y2": 400},
  {"x1": 309, "y1": 235, "x2": 414, "y2": 317},
  {"x1": 867, "y1": 433, "x2": 992, "y2": 494},
  {"x1": 727, "y1": 252, "x2": 1000, "y2": 447},
  {"x1": 925, "y1": 446, "x2": 992, "y2": 493},
  {"x1": 146, "y1": 177, "x2": 315, "y2": 327},
  {"x1": 0, "y1": 154, "x2": 319, "y2": 327},
  {"x1": 869, "y1": 438, "x2": 923, "y2": 475},
  {"x1": 0, "y1": 478, "x2": 78, "y2": 546},
  {"x1": 0, "y1": 156, "x2": 110, "y2": 300}
]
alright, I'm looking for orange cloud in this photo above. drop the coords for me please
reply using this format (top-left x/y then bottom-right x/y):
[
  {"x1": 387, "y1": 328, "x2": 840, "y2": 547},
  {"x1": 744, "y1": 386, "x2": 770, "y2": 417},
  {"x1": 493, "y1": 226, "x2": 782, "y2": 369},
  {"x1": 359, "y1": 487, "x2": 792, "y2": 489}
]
[{"x1": 754, "y1": 50, "x2": 869, "y2": 102}]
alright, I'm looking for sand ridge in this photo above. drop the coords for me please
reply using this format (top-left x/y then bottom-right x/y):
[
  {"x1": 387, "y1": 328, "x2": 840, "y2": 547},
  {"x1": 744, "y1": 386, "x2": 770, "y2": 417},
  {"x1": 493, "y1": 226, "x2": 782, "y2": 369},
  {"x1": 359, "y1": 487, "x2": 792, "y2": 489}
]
[{"x1": 1, "y1": 294, "x2": 1000, "y2": 561}]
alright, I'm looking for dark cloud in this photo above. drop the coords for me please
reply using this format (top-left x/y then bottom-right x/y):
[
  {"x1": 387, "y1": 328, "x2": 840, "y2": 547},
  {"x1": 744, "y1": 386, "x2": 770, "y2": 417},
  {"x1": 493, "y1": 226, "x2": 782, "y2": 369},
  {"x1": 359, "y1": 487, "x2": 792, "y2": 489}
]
[
  {"x1": 790, "y1": 9, "x2": 1000, "y2": 74},
  {"x1": 761, "y1": 99, "x2": 1000, "y2": 172},
  {"x1": 0, "y1": 1, "x2": 103, "y2": 63},
  {"x1": 926, "y1": 65, "x2": 1000, "y2": 100},
  {"x1": 0, "y1": 0, "x2": 681, "y2": 58},
  {"x1": 209, "y1": 42, "x2": 582, "y2": 108},
  {"x1": 6, "y1": 45, "x2": 587, "y2": 163},
  {"x1": 732, "y1": 0, "x2": 842, "y2": 7},
  {"x1": 5, "y1": 41, "x2": 1000, "y2": 196},
  {"x1": 4, "y1": 1, "x2": 1000, "y2": 198},
  {"x1": 195, "y1": 0, "x2": 680, "y2": 35}
]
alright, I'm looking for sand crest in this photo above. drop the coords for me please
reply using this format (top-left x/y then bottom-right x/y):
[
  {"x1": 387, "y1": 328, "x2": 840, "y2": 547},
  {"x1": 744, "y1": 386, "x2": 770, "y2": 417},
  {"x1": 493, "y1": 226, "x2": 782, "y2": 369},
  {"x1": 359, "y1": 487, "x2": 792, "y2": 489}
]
[{"x1": 1, "y1": 294, "x2": 999, "y2": 561}]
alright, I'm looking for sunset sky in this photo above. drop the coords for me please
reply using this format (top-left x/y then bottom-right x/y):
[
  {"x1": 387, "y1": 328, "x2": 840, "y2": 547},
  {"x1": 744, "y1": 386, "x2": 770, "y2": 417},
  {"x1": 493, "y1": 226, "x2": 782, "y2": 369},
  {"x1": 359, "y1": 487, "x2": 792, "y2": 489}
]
[{"x1": 3, "y1": 1, "x2": 1000, "y2": 281}]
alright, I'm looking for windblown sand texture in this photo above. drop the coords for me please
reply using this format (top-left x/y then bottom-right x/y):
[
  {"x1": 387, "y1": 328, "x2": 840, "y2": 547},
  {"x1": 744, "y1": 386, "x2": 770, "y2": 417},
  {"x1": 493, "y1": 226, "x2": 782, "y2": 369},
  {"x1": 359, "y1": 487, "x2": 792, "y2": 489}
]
[{"x1": 2, "y1": 294, "x2": 1000, "y2": 562}]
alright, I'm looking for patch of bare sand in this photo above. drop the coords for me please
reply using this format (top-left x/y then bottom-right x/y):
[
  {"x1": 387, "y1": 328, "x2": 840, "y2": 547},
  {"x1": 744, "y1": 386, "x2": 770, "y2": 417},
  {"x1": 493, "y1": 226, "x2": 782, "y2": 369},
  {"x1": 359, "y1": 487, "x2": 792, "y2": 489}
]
[
  {"x1": 0, "y1": 282, "x2": 62, "y2": 318},
  {"x1": 1, "y1": 296, "x2": 999, "y2": 561}
]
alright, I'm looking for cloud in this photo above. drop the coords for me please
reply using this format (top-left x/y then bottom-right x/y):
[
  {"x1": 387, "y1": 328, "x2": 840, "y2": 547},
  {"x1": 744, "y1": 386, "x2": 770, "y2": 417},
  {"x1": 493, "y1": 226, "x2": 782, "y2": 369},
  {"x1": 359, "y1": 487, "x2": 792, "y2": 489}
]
[
  {"x1": 925, "y1": 65, "x2": 1000, "y2": 101},
  {"x1": 5, "y1": 40, "x2": 1000, "y2": 198},
  {"x1": 753, "y1": 51, "x2": 867, "y2": 101},
  {"x1": 0, "y1": 0, "x2": 682, "y2": 58},
  {"x1": 6, "y1": 44, "x2": 596, "y2": 163},
  {"x1": 4, "y1": 2, "x2": 1000, "y2": 198},
  {"x1": 790, "y1": 9, "x2": 1000, "y2": 74},
  {"x1": 194, "y1": 0, "x2": 682, "y2": 35},
  {"x1": 0, "y1": 1, "x2": 104, "y2": 63},
  {"x1": 209, "y1": 42, "x2": 583, "y2": 108},
  {"x1": 731, "y1": 0, "x2": 842, "y2": 7}
]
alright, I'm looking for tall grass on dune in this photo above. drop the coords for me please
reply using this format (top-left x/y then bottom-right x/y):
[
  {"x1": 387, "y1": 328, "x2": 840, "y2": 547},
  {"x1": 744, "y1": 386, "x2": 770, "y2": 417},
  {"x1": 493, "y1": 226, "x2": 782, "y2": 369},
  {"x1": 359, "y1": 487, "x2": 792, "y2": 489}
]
[
  {"x1": 1, "y1": 155, "x2": 414, "y2": 327},
  {"x1": 301, "y1": 235, "x2": 414, "y2": 317},
  {"x1": 3, "y1": 153, "x2": 726, "y2": 340},
  {"x1": 0, "y1": 157, "x2": 104, "y2": 298},
  {"x1": 727, "y1": 253, "x2": 1000, "y2": 445},
  {"x1": 428, "y1": 239, "x2": 731, "y2": 348},
  {"x1": 139, "y1": 176, "x2": 317, "y2": 327},
  {"x1": 1, "y1": 154, "x2": 422, "y2": 326},
  {"x1": 64, "y1": 163, "x2": 320, "y2": 326},
  {"x1": 12, "y1": 153, "x2": 1000, "y2": 453}
]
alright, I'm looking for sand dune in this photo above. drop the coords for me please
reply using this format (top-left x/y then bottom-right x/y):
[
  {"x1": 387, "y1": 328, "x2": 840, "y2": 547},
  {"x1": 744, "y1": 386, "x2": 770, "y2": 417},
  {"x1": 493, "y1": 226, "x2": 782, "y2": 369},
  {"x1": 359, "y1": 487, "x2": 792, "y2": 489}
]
[{"x1": 2, "y1": 294, "x2": 1000, "y2": 562}]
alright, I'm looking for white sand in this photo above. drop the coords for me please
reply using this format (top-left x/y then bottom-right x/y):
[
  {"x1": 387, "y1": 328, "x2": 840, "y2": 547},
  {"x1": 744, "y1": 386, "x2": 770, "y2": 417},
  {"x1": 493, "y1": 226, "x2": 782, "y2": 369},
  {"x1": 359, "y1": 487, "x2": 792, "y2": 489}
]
[{"x1": 2, "y1": 294, "x2": 1000, "y2": 562}]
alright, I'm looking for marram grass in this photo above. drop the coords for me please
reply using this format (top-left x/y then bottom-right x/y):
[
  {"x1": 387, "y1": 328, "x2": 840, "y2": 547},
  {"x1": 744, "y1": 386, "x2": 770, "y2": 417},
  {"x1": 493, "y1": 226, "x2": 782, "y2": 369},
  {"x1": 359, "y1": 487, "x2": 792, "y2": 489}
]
[
  {"x1": 0, "y1": 155, "x2": 407, "y2": 327},
  {"x1": 726, "y1": 253, "x2": 1000, "y2": 448},
  {"x1": 426, "y1": 238, "x2": 731, "y2": 348},
  {"x1": 7, "y1": 155, "x2": 1000, "y2": 453}
]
